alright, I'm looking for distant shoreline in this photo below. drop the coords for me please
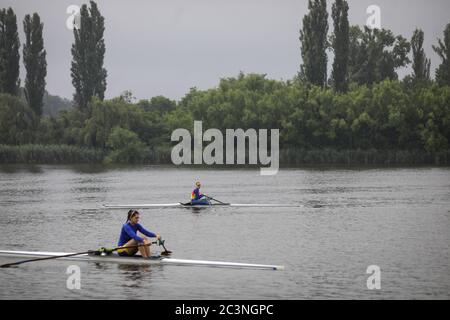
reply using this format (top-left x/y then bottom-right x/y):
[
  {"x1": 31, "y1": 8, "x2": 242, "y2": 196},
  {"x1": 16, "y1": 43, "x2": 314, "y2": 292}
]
[{"x1": 1, "y1": 144, "x2": 448, "y2": 166}]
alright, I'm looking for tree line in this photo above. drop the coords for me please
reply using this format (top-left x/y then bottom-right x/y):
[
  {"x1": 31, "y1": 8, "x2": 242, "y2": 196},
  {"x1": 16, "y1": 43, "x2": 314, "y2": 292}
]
[
  {"x1": 0, "y1": 0, "x2": 449, "y2": 165},
  {"x1": 300, "y1": 0, "x2": 449, "y2": 89}
]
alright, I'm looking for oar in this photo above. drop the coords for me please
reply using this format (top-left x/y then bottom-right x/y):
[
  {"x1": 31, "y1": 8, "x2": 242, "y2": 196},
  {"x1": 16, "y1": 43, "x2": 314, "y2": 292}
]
[
  {"x1": 204, "y1": 195, "x2": 229, "y2": 205},
  {"x1": 0, "y1": 243, "x2": 153, "y2": 268}
]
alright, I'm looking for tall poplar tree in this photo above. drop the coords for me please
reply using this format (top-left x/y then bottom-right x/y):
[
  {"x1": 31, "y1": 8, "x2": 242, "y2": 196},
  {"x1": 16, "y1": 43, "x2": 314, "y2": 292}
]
[
  {"x1": 331, "y1": 0, "x2": 349, "y2": 92},
  {"x1": 71, "y1": 1, "x2": 107, "y2": 110},
  {"x1": 23, "y1": 13, "x2": 47, "y2": 117},
  {"x1": 299, "y1": 0, "x2": 329, "y2": 87},
  {"x1": 411, "y1": 28, "x2": 430, "y2": 82},
  {"x1": 0, "y1": 8, "x2": 20, "y2": 95},
  {"x1": 433, "y1": 23, "x2": 450, "y2": 86}
]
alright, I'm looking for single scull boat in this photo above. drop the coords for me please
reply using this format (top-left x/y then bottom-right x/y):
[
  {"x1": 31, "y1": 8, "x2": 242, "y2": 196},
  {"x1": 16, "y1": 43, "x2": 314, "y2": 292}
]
[
  {"x1": 103, "y1": 203, "x2": 301, "y2": 209},
  {"x1": 0, "y1": 250, "x2": 285, "y2": 271}
]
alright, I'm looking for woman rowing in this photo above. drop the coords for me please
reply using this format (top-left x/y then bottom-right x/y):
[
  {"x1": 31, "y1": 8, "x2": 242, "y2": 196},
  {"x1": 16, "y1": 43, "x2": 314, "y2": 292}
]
[
  {"x1": 117, "y1": 210, "x2": 161, "y2": 258},
  {"x1": 191, "y1": 181, "x2": 210, "y2": 205}
]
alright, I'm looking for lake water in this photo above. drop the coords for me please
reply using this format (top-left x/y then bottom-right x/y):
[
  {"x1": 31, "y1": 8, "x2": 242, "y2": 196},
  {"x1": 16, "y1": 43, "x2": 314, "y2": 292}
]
[{"x1": 0, "y1": 165, "x2": 449, "y2": 299}]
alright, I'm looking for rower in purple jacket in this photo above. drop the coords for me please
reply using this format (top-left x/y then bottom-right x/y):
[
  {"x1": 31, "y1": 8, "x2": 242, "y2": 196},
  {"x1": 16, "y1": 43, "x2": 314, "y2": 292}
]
[{"x1": 191, "y1": 181, "x2": 210, "y2": 205}]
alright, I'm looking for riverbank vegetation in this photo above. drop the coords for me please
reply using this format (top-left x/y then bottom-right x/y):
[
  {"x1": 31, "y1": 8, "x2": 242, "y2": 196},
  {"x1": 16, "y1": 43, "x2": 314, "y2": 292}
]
[{"x1": 0, "y1": 1, "x2": 449, "y2": 165}]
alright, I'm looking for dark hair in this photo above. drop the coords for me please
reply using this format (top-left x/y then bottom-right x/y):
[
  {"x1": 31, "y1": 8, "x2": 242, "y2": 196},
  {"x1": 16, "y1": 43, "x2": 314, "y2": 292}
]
[{"x1": 126, "y1": 210, "x2": 139, "y2": 222}]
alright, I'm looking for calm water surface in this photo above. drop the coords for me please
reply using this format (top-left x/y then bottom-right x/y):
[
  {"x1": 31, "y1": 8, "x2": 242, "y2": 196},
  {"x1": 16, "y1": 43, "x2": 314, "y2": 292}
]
[{"x1": 0, "y1": 165, "x2": 449, "y2": 299}]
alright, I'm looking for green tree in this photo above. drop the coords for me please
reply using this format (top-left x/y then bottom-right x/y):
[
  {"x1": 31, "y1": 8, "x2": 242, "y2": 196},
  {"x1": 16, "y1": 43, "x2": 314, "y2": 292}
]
[
  {"x1": 23, "y1": 13, "x2": 47, "y2": 118},
  {"x1": 0, "y1": 8, "x2": 20, "y2": 95},
  {"x1": 331, "y1": 0, "x2": 349, "y2": 92},
  {"x1": 348, "y1": 26, "x2": 410, "y2": 85},
  {"x1": 71, "y1": 1, "x2": 107, "y2": 110},
  {"x1": 433, "y1": 23, "x2": 450, "y2": 86},
  {"x1": 0, "y1": 93, "x2": 35, "y2": 144},
  {"x1": 105, "y1": 127, "x2": 148, "y2": 163},
  {"x1": 299, "y1": 0, "x2": 329, "y2": 86},
  {"x1": 417, "y1": 84, "x2": 450, "y2": 152},
  {"x1": 82, "y1": 97, "x2": 153, "y2": 149},
  {"x1": 138, "y1": 95, "x2": 176, "y2": 113},
  {"x1": 411, "y1": 28, "x2": 430, "y2": 82},
  {"x1": 348, "y1": 26, "x2": 366, "y2": 83}
]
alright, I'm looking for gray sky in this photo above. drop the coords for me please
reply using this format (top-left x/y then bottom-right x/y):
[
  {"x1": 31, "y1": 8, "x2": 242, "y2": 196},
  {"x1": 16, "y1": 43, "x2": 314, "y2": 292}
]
[{"x1": 1, "y1": 0, "x2": 449, "y2": 101}]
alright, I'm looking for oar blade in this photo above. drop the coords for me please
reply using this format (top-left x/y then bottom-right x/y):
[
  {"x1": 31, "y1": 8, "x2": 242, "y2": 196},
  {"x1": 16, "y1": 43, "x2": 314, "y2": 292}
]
[{"x1": 0, "y1": 264, "x2": 14, "y2": 268}]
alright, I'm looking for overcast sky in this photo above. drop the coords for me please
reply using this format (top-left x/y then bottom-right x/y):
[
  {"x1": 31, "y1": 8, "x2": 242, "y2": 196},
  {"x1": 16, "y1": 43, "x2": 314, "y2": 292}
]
[{"x1": 1, "y1": 0, "x2": 449, "y2": 101}]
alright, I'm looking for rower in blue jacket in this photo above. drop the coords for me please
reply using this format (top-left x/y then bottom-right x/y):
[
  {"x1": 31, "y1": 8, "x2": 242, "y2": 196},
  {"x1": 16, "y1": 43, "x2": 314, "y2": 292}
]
[{"x1": 117, "y1": 210, "x2": 160, "y2": 258}]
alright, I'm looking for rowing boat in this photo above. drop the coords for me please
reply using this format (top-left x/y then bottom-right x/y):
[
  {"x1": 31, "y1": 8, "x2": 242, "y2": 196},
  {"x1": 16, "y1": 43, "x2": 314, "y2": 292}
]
[
  {"x1": 0, "y1": 250, "x2": 284, "y2": 271},
  {"x1": 102, "y1": 203, "x2": 301, "y2": 209}
]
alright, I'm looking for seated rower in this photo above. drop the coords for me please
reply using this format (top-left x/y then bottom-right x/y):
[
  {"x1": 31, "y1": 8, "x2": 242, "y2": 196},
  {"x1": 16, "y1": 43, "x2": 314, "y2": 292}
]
[
  {"x1": 191, "y1": 181, "x2": 210, "y2": 205},
  {"x1": 117, "y1": 210, "x2": 160, "y2": 258}
]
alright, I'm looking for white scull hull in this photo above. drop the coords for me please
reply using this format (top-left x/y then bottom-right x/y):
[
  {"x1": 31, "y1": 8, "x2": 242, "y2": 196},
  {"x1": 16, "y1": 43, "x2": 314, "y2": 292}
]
[
  {"x1": 102, "y1": 203, "x2": 301, "y2": 209},
  {"x1": 0, "y1": 250, "x2": 284, "y2": 271}
]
